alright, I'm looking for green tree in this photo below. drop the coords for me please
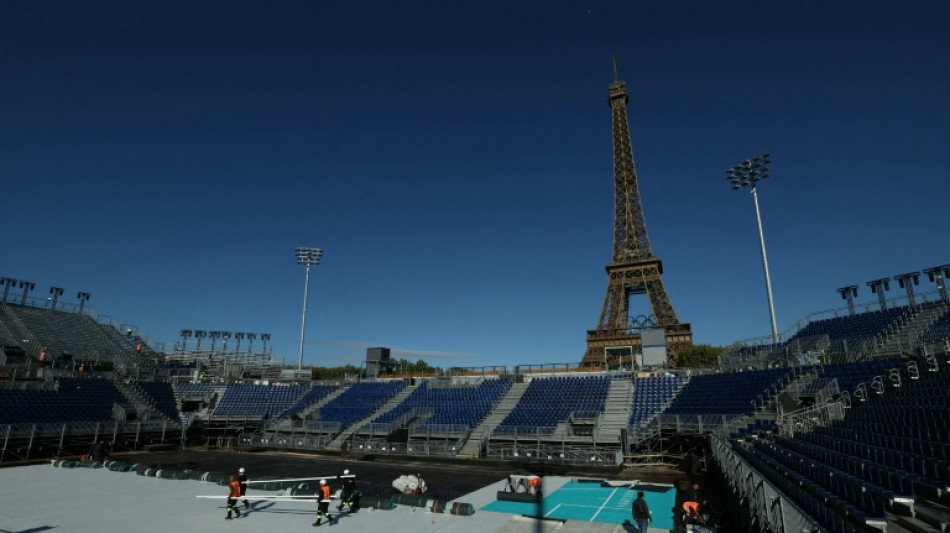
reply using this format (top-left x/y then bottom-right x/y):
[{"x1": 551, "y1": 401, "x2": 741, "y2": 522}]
[{"x1": 676, "y1": 344, "x2": 724, "y2": 368}]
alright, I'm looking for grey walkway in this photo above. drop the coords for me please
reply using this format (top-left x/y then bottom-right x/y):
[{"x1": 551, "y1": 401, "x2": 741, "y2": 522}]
[{"x1": 0, "y1": 460, "x2": 670, "y2": 533}]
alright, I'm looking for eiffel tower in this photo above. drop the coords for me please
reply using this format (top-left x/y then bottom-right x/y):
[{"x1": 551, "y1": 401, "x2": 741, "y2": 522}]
[{"x1": 582, "y1": 63, "x2": 692, "y2": 368}]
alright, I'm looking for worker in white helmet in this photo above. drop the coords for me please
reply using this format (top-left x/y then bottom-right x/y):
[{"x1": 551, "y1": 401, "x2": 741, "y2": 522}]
[
  {"x1": 314, "y1": 479, "x2": 335, "y2": 526},
  {"x1": 337, "y1": 469, "x2": 359, "y2": 513},
  {"x1": 237, "y1": 467, "x2": 249, "y2": 509}
]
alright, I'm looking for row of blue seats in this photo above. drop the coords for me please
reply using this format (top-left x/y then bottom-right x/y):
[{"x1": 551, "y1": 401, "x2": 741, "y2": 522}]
[
  {"x1": 498, "y1": 376, "x2": 610, "y2": 429},
  {"x1": 134, "y1": 381, "x2": 178, "y2": 420},
  {"x1": 372, "y1": 379, "x2": 511, "y2": 431},
  {"x1": 315, "y1": 381, "x2": 406, "y2": 428},
  {"x1": 753, "y1": 439, "x2": 889, "y2": 519},
  {"x1": 278, "y1": 385, "x2": 339, "y2": 419},
  {"x1": 666, "y1": 368, "x2": 787, "y2": 415},
  {"x1": 174, "y1": 382, "x2": 214, "y2": 398},
  {"x1": 215, "y1": 385, "x2": 307, "y2": 417},
  {"x1": 0, "y1": 378, "x2": 129, "y2": 424},
  {"x1": 802, "y1": 430, "x2": 950, "y2": 489},
  {"x1": 734, "y1": 442, "x2": 871, "y2": 533},
  {"x1": 921, "y1": 307, "x2": 950, "y2": 343},
  {"x1": 775, "y1": 435, "x2": 916, "y2": 500}
]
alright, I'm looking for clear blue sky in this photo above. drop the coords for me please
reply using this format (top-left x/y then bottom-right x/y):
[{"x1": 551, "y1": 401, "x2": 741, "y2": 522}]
[{"x1": 2, "y1": 1, "x2": 948, "y2": 368}]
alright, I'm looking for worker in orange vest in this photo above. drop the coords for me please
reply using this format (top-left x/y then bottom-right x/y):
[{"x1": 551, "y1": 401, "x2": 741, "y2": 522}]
[
  {"x1": 313, "y1": 479, "x2": 335, "y2": 526},
  {"x1": 226, "y1": 475, "x2": 242, "y2": 519},
  {"x1": 528, "y1": 475, "x2": 542, "y2": 496},
  {"x1": 682, "y1": 500, "x2": 705, "y2": 525}
]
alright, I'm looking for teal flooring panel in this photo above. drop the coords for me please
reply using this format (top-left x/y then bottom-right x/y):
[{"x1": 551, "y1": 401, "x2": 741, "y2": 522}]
[{"x1": 482, "y1": 481, "x2": 676, "y2": 530}]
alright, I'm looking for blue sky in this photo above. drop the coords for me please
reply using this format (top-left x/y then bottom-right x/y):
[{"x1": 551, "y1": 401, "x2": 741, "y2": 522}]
[{"x1": 2, "y1": 1, "x2": 948, "y2": 368}]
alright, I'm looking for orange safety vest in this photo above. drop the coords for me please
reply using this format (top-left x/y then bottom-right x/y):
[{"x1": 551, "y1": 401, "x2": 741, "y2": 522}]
[
  {"x1": 229, "y1": 480, "x2": 241, "y2": 498},
  {"x1": 682, "y1": 501, "x2": 699, "y2": 517},
  {"x1": 320, "y1": 484, "x2": 331, "y2": 501}
]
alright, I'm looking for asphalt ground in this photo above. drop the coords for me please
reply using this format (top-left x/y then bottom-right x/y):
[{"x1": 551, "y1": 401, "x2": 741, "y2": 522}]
[{"x1": 115, "y1": 448, "x2": 519, "y2": 502}]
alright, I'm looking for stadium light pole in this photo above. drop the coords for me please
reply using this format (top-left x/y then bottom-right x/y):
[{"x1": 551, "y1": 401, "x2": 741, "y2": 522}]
[
  {"x1": 246, "y1": 333, "x2": 257, "y2": 354},
  {"x1": 1, "y1": 277, "x2": 17, "y2": 304},
  {"x1": 727, "y1": 152, "x2": 779, "y2": 344},
  {"x1": 180, "y1": 329, "x2": 193, "y2": 353},
  {"x1": 260, "y1": 333, "x2": 271, "y2": 355},
  {"x1": 194, "y1": 330, "x2": 207, "y2": 351},
  {"x1": 894, "y1": 272, "x2": 920, "y2": 310},
  {"x1": 836, "y1": 285, "x2": 858, "y2": 316},
  {"x1": 76, "y1": 291, "x2": 91, "y2": 314},
  {"x1": 866, "y1": 278, "x2": 891, "y2": 311},
  {"x1": 221, "y1": 331, "x2": 231, "y2": 354},
  {"x1": 208, "y1": 331, "x2": 221, "y2": 353},
  {"x1": 296, "y1": 247, "x2": 323, "y2": 370},
  {"x1": 923, "y1": 265, "x2": 950, "y2": 303},
  {"x1": 234, "y1": 332, "x2": 245, "y2": 353},
  {"x1": 49, "y1": 286, "x2": 64, "y2": 310},
  {"x1": 18, "y1": 280, "x2": 36, "y2": 306}
]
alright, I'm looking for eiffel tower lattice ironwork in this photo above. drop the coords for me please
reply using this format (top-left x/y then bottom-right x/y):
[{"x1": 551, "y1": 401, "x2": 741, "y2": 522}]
[{"x1": 582, "y1": 64, "x2": 692, "y2": 368}]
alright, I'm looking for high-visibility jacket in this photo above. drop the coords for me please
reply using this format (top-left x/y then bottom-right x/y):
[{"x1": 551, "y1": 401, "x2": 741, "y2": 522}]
[
  {"x1": 229, "y1": 480, "x2": 241, "y2": 498},
  {"x1": 682, "y1": 501, "x2": 700, "y2": 517},
  {"x1": 320, "y1": 485, "x2": 332, "y2": 502}
]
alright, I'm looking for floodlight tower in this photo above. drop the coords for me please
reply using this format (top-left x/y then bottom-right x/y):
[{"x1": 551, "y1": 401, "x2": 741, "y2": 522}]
[
  {"x1": 923, "y1": 265, "x2": 950, "y2": 303},
  {"x1": 208, "y1": 331, "x2": 221, "y2": 353},
  {"x1": 18, "y1": 280, "x2": 35, "y2": 305},
  {"x1": 194, "y1": 330, "x2": 207, "y2": 351},
  {"x1": 837, "y1": 285, "x2": 858, "y2": 315},
  {"x1": 221, "y1": 331, "x2": 231, "y2": 353},
  {"x1": 727, "y1": 152, "x2": 779, "y2": 343},
  {"x1": 180, "y1": 329, "x2": 193, "y2": 352},
  {"x1": 49, "y1": 286, "x2": 64, "y2": 310},
  {"x1": 246, "y1": 333, "x2": 257, "y2": 354},
  {"x1": 296, "y1": 247, "x2": 323, "y2": 370},
  {"x1": 866, "y1": 278, "x2": 891, "y2": 311},
  {"x1": 893, "y1": 272, "x2": 921, "y2": 310},
  {"x1": 234, "y1": 332, "x2": 245, "y2": 353},
  {"x1": 0, "y1": 277, "x2": 15, "y2": 303},
  {"x1": 76, "y1": 291, "x2": 91, "y2": 314},
  {"x1": 260, "y1": 333, "x2": 271, "y2": 355}
]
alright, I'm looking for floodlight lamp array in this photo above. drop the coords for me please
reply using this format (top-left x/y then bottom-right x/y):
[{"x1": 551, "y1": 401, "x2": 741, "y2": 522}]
[
  {"x1": 867, "y1": 278, "x2": 891, "y2": 293},
  {"x1": 923, "y1": 265, "x2": 950, "y2": 282},
  {"x1": 837, "y1": 285, "x2": 858, "y2": 299},
  {"x1": 894, "y1": 272, "x2": 920, "y2": 288},
  {"x1": 727, "y1": 152, "x2": 771, "y2": 190},
  {"x1": 296, "y1": 247, "x2": 323, "y2": 265}
]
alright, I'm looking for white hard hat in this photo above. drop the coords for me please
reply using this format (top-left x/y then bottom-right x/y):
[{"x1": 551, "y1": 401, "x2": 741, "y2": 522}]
[
  {"x1": 319, "y1": 479, "x2": 326, "y2": 485},
  {"x1": 239, "y1": 467, "x2": 245, "y2": 473},
  {"x1": 343, "y1": 469, "x2": 349, "y2": 475}
]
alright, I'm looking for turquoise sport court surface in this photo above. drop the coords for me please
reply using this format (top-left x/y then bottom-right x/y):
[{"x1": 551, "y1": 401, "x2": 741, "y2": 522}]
[{"x1": 482, "y1": 479, "x2": 677, "y2": 530}]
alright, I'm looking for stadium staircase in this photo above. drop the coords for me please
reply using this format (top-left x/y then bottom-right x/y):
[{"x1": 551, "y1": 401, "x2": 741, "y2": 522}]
[
  {"x1": 457, "y1": 381, "x2": 529, "y2": 458},
  {"x1": 113, "y1": 381, "x2": 169, "y2": 422},
  {"x1": 294, "y1": 385, "x2": 348, "y2": 419},
  {"x1": 325, "y1": 382, "x2": 417, "y2": 452},
  {"x1": 0, "y1": 303, "x2": 43, "y2": 357},
  {"x1": 268, "y1": 385, "x2": 347, "y2": 431},
  {"x1": 595, "y1": 376, "x2": 634, "y2": 443}
]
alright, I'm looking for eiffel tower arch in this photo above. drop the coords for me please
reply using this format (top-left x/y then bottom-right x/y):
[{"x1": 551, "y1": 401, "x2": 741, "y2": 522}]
[{"x1": 582, "y1": 64, "x2": 692, "y2": 368}]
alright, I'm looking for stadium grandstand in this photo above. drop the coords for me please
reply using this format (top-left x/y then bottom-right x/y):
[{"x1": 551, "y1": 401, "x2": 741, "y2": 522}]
[{"x1": 2, "y1": 274, "x2": 950, "y2": 532}]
